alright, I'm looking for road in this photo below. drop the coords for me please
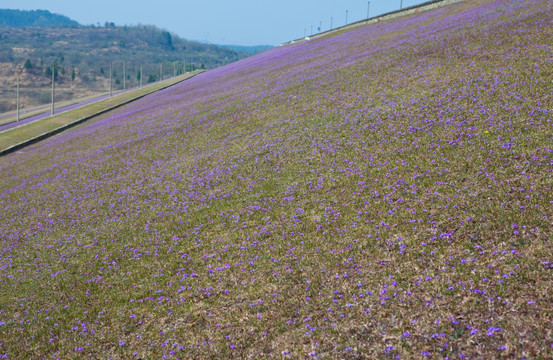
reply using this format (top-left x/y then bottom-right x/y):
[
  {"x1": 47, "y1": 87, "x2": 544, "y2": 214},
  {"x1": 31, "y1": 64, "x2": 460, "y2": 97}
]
[{"x1": 0, "y1": 86, "x2": 144, "y2": 133}]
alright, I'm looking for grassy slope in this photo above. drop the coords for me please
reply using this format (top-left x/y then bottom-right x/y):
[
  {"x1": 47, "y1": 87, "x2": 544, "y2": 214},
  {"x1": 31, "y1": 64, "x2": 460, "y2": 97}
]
[{"x1": 0, "y1": 0, "x2": 552, "y2": 358}]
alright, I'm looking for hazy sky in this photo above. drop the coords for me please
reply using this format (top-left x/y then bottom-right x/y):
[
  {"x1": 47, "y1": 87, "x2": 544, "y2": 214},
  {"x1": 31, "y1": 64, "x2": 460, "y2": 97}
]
[{"x1": 3, "y1": 0, "x2": 430, "y2": 45}]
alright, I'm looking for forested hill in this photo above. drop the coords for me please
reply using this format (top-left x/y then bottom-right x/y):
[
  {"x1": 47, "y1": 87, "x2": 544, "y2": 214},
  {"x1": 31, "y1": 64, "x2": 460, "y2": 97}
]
[
  {"x1": 0, "y1": 10, "x2": 266, "y2": 111},
  {"x1": 0, "y1": 9, "x2": 80, "y2": 27},
  {"x1": 1, "y1": 24, "x2": 249, "y2": 69}
]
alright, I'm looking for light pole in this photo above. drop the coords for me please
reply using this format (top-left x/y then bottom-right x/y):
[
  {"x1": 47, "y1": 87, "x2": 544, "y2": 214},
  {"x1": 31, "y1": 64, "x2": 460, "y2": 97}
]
[
  {"x1": 50, "y1": 65, "x2": 55, "y2": 116},
  {"x1": 345, "y1": 10, "x2": 349, "y2": 25},
  {"x1": 109, "y1": 63, "x2": 113, "y2": 97},
  {"x1": 16, "y1": 71, "x2": 20, "y2": 122},
  {"x1": 367, "y1": 1, "x2": 371, "y2": 19},
  {"x1": 400, "y1": 0, "x2": 403, "y2": 9},
  {"x1": 330, "y1": 16, "x2": 333, "y2": 30}
]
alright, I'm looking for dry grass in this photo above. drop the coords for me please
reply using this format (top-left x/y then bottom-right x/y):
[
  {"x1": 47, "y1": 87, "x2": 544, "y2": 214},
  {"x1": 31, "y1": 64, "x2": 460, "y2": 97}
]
[{"x1": 0, "y1": 0, "x2": 552, "y2": 359}]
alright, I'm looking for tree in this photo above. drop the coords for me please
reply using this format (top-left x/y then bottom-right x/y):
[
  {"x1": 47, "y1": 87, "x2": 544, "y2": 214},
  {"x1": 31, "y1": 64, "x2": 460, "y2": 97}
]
[
  {"x1": 100, "y1": 67, "x2": 104, "y2": 75},
  {"x1": 24, "y1": 59, "x2": 32, "y2": 69},
  {"x1": 46, "y1": 66, "x2": 59, "y2": 79},
  {"x1": 0, "y1": 48, "x2": 14, "y2": 62},
  {"x1": 161, "y1": 31, "x2": 173, "y2": 50},
  {"x1": 136, "y1": 69, "x2": 141, "y2": 81},
  {"x1": 71, "y1": 67, "x2": 76, "y2": 82}
]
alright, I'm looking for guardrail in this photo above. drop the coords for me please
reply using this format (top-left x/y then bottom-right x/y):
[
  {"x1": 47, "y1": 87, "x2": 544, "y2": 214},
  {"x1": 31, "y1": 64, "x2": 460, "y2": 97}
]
[{"x1": 282, "y1": 0, "x2": 465, "y2": 45}]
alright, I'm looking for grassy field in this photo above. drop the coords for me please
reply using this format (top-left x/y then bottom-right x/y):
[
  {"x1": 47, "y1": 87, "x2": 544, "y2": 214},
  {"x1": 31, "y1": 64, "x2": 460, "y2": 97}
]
[
  {"x1": 0, "y1": 0, "x2": 552, "y2": 358},
  {"x1": 0, "y1": 71, "x2": 203, "y2": 153}
]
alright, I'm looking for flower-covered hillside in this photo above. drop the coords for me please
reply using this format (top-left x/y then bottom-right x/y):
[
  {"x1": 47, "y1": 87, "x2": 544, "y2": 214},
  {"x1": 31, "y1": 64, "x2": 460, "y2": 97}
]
[{"x1": 0, "y1": 0, "x2": 552, "y2": 358}]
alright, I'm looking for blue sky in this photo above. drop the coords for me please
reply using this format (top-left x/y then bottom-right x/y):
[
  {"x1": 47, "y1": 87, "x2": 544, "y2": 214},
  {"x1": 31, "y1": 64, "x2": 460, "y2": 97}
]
[{"x1": 3, "y1": 0, "x2": 429, "y2": 45}]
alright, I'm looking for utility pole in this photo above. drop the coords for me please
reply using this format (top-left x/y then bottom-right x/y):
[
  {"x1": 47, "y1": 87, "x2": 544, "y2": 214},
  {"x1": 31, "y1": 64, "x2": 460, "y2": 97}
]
[
  {"x1": 331, "y1": 17, "x2": 333, "y2": 30},
  {"x1": 51, "y1": 65, "x2": 55, "y2": 116},
  {"x1": 16, "y1": 72, "x2": 20, "y2": 122},
  {"x1": 346, "y1": 10, "x2": 349, "y2": 25},
  {"x1": 367, "y1": 1, "x2": 371, "y2": 18},
  {"x1": 400, "y1": 0, "x2": 403, "y2": 9},
  {"x1": 140, "y1": 64, "x2": 143, "y2": 88},
  {"x1": 109, "y1": 63, "x2": 113, "y2": 97},
  {"x1": 123, "y1": 59, "x2": 126, "y2": 90},
  {"x1": 160, "y1": 62, "x2": 163, "y2": 82}
]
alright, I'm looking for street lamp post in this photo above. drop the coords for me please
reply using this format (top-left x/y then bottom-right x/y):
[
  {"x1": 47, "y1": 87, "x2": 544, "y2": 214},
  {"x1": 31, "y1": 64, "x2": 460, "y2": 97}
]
[
  {"x1": 16, "y1": 72, "x2": 20, "y2": 122},
  {"x1": 346, "y1": 10, "x2": 349, "y2": 25},
  {"x1": 109, "y1": 63, "x2": 113, "y2": 97},
  {"x1": 51, "y1": 65, "x2": 55, "y2": 116},
  {"x1": 367, "y1": 1, "x2": 371, "y2": 19}
]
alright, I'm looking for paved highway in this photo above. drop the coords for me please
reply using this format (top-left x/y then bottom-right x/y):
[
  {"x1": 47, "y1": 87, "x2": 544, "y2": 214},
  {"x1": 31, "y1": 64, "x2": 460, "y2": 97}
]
[{"x1": 0, "y1": 88, "x2": 135, "y2": 133}]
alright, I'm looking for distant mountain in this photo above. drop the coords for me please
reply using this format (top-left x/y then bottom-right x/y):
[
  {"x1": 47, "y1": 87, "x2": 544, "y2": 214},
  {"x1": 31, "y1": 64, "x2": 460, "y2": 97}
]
[
  {"x1": 219, "y1": 44, "x2": 274, "y2": 55},
  {"x1": 0, "y1": 9, "x2": 80, "y2": 27}
]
